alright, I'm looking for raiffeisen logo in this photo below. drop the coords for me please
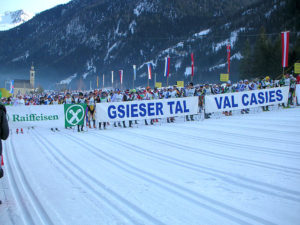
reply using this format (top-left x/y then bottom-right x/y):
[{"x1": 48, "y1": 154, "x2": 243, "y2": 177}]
[{"x1": 11, "y1": 114, "x2": 59, "y2": 122}]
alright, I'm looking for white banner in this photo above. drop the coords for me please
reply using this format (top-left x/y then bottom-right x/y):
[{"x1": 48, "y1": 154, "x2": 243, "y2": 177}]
[
  {"x1": 205, "y1": 86, "x2": 289, "y2": 113},
  {"x1": 6, "y1": 105, "x2": 65, "y2": 128},
  {"x1": 296, "y1": 84, "x2": 300, "y2": 105},
  {"x1": 96, "y1": 97, "x2": 199, "y2": 122}
]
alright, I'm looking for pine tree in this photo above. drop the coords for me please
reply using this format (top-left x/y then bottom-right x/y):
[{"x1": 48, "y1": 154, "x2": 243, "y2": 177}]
[
  {"x1": 240, "y1": 39, "x2": 252, "y2": 79},
  {"x1": 252, "y1": 27, "x2": 271, "y2": 78},
  {"x1": 269, "y1": 35, "x2": 282, "y2": 79}
]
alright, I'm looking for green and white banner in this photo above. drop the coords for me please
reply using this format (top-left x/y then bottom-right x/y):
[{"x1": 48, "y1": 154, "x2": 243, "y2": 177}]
[
  {"x1": 64, "y1": 104, "x2": 87, "y2": 127},
  {"x1": 6, "y1": 105, "x2": 65, "y2": 128}
]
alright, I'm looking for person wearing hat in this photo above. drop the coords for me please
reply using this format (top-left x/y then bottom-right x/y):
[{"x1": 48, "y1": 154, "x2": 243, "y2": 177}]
[
  {"x1": 111, "y1": 90, "x2": 124, "y2": 127},
  {"x1": 203, "y1": 84, "x2": 213, "y2": 119},
  {"x1": 99, "y1": 91, "x2": 109, "y2": 129},
  {"x1": 239, "y1": 80, "x2": 250, "y2": 114},
  {"x1": 144, "y1": 87, "x2": 154, "y2": 125},
  {"x1": 14, "y1": 95, "x2": 25, "y2": 106},
  {"x1": 87, "y1": 92, "x2": 96, "y2": 129},
  {"x1": 64, "y1": 93, "x2": 73, "y2": 104},
  {"x1": 289, "y1": 75, "x2": 296, "y2": 106},
  {"x1": 76, "y1": 92, "x2": 86, "y2": 132},
  {"x1": 52, "y1": 96, "x2": 59, "y2": 105},
  {"x1": 196, "y1": 85, "x2": 205, "y2": 112},
  {"x1": 261, "y1": 77, "x2": 271, "y2": 111},
  {"x1": 185, "y1": 82, "x2": 195, "y2": 121},
  {"x1": 0, "y1": 102, "x2": 9, "y2": 204},
  {"x1": 46, "y1": 96, "x2": 53, "y2": 105}
]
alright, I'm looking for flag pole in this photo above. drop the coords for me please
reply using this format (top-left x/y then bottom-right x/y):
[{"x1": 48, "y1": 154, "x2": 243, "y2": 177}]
[
  {"x1": 103, "y1": 74, "x2": 104, "y2": 88},
  {"x1": 167, "y1": 76, "x2": 169, "y2": 86},
  {"x1": 133, "y1": 65, "x2": 136, "y2": 89},
  {"x1": 111, "y1": 71, "x2": 114, "y2": 89}
]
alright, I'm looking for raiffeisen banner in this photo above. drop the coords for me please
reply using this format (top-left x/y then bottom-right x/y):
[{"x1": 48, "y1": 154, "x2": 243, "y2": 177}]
[
  {"x1": 96, "y1": 97, "x2": 199, "y2": 122},
  {"x1": 205, "y1": 86, "x2": 289, "y2": 113},
  {"x1": 6, "y1": 105, "x2": 65, "y2": 128}
]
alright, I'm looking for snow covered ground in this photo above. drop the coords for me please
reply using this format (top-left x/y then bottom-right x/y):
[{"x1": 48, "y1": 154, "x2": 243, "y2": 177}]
[{"x1": 1, "y1": 108, "x2": 300, "y2": 225}]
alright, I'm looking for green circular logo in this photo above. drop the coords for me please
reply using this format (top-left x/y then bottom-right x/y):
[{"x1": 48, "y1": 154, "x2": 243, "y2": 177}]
[{"x1": 65, "y1": 105, "x2": 85, "y2": 126}]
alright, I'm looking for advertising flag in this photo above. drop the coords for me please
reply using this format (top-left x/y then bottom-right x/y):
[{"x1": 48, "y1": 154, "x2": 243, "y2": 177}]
[
  {"x1": 281, "y1": 31, "x2": 289, "y2": 68},
  {"x1": 119, "y1": 70, "x2": 123, "y2": 84},
  {"x1": 147, "y1": 63, "x2": 152, "y2": 80},
  {"x1": 164, "y1": 56, "x2": 170, "y2": 77},
  {"x1": 133, "y1": 65, "x2": 137, "y2": 80},
  {"x1": 227, "y1": 44, "x2": 231, "y2": 74},
  {"x1": 191, "y1": 53, "x2": 194, "y2": 77}
]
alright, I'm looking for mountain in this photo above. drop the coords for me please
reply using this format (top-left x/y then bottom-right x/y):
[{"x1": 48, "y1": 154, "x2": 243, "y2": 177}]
[
  {"x1": 0, "y1": 10, "x2": 34, "y2": 31},
  {"x1": 0, "y1": 0, "x2": 299, "y2": 90}
]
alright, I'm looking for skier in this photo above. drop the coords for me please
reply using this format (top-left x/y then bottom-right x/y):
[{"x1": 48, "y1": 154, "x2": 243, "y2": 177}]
[
  {"x1": 203, "y1": 83, "x2": 213, "y2": 119},
  {"x1": 128, "y1": 89, "x2": 139, "y2": 126},
  {"x1": 64, "y1": 93, "x2": 73, "y2": 104},
  {"x1": 99, "y1": 91, "x2": 109, "y2": 130},
  {"x1": 75, "y1": 92, "x2": 86, "y2": 132},
  {"x1": 0, "y1": 103, "x2": 9, "y2": 205},
  {"x1": 111, "y1": 90, "x2": 124, "y2": 127},
  {"x1": 144, "y1": 87, "x2": 154, "y2": 125},
  {"x1": 261, "y1": 76, "x2": 271, "y2": 111},
  {"x1": 87, "y1": 92, "x2": 96, "y2": 128},
  {"x1": 185, "y1": 82, "x2": 195, "y2": 121},
  {"x1": 223, "y1": 81, "x2": 233, "y2": 116}
]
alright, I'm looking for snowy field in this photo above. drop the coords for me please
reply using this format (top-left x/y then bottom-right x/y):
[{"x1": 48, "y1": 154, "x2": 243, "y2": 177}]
[{"x1": 1, "y1": 108, "x2": 300, "y2": 225}]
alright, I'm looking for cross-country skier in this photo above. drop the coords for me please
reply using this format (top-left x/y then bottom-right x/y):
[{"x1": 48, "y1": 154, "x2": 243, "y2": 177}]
[
  {"x1": 99, "y1": 91, "x2": 109, "y2": 130},
  {"x1": 87, "y1": 92, "x2": 96, "y2": 128},
  {"x1": 76, "y1": 92, "x2": 86, "y2": 132},
  {"x1": 64, "y1": 93, "x2": 73, "y2": 104},
  {"x1": 111, "y1": 90, "x2": 124, "y2": 127},
  {"x1": 185, "y1": 82, "x2": 195, "y2": 121},
  {"x1": 203, "y1": 83, "x2": 213, "y2": 119}
]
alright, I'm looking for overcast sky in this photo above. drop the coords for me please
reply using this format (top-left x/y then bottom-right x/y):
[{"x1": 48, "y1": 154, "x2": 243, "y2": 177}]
[{"x1": 0, "y1": 0, "x2": 71, "y2": 14}]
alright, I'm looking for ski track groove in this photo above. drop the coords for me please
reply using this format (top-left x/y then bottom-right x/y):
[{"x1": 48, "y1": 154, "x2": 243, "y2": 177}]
[
  {"x1": 6, "y1": 138, "x2": 55, "y2": 225},
  {"x1": 175, "y1": 123, "x2": 300, "y2": 147},
  {"x1": 123, "y1": 129, "x2": 300, "y2": 176},
  {"x1": 32, "y1": 130, "x2": 165, "y2": 225},
  {"x1": 28, "y1": 131, "x2": 125, "y2": 225},
  {"x1": 88, "y1": 131, "x2": 300, "y2": 201},
  {"x1": 0, "y1": 166, "x2": 15, "y2": 225},
  {"x1": 60, "y1": 131, "x2": 278, "y2": 225},
  {"x1": 4, "y1": 140, "x2": 35, "y2": 225},
  {"x1": 143, "y1": 126, "x2": 300, "y2": 158},
  {"x1": 202, "y1": 121, "x2": 300, "y2": 135},
  {"x1": 221, "y1": 117, "x2": 300, "y2": 128}
]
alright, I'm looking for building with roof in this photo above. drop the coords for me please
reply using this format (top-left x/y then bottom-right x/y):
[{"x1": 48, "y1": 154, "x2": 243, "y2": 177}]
[{"x1": 13, "y1": 64, "x2": 35, "y2": 96}]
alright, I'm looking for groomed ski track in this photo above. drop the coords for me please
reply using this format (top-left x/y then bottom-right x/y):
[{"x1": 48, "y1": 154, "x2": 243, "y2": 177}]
[{"x1": 1, "y1": 108, "x2": 300, "y2": 225}]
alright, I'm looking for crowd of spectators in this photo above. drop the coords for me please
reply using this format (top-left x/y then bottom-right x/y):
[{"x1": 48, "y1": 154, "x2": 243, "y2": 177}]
[{"x1": 1, "y1": 74, "x2": 299, "y2": 130}]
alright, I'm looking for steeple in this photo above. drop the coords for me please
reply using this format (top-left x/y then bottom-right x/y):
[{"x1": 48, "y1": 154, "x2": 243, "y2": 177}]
[{"x1": 30, "y1": 62, "x2": 35, "y2": 89}]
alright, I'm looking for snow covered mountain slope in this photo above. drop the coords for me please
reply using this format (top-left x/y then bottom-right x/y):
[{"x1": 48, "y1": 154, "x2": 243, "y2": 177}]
[
  {"x1": 1, "y1": 107, "x2": 300, "y2": 225},
  {"x1": 0, "y1": 10, "x2": 34, "y2": 31},
  {"x1": 1, "y1": 0, "x2": 298, "y2": 89}
]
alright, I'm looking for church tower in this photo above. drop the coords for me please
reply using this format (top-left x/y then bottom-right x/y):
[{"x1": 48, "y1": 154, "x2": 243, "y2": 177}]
[{"x1": 30, "y1": 62, "x2": 35, "y2": 88}]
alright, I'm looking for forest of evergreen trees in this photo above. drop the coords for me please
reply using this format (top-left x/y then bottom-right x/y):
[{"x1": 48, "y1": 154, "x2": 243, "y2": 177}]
[{"x1": 240, "y1": 0, "x2": 300, "y2": 80}]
